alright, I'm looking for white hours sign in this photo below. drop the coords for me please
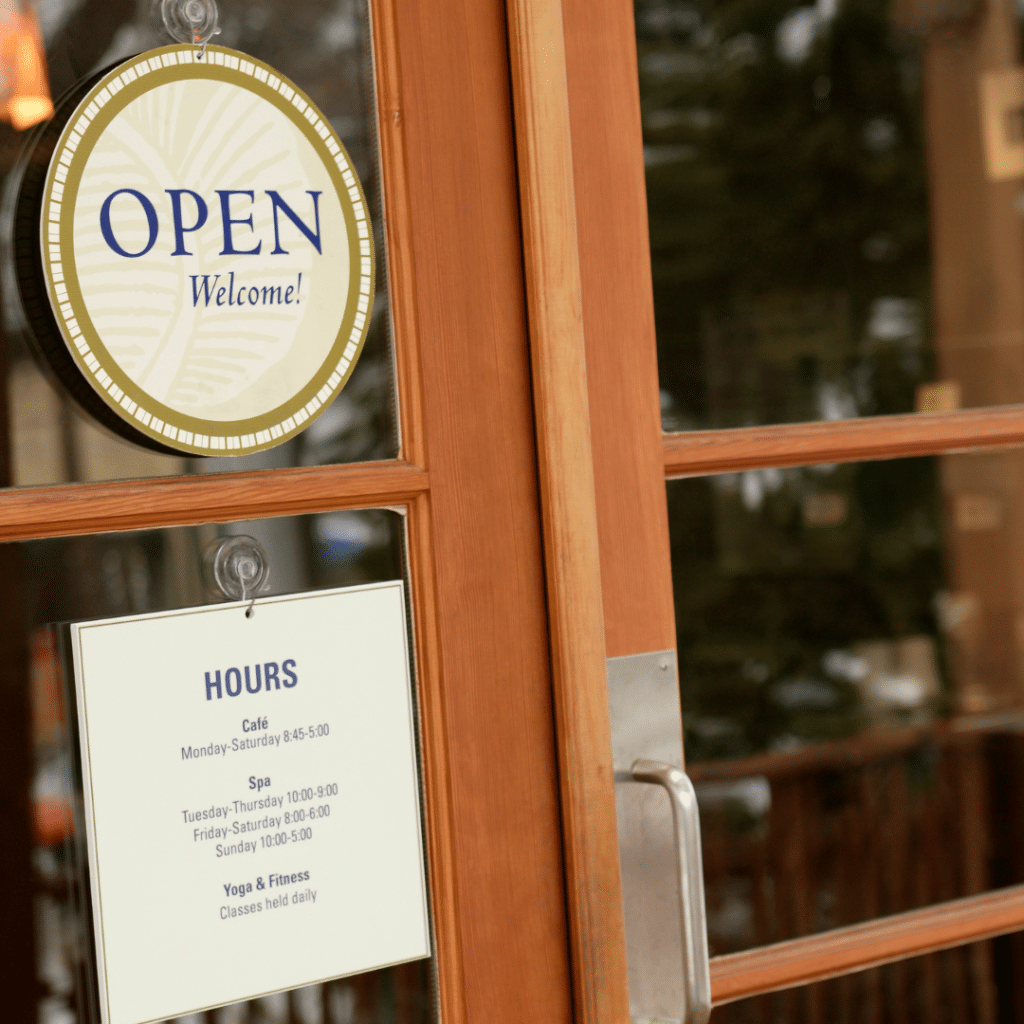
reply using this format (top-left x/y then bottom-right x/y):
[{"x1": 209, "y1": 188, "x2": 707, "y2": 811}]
[{"x1": 69, "y1": 583, "x2": 430, "y2": 1024}]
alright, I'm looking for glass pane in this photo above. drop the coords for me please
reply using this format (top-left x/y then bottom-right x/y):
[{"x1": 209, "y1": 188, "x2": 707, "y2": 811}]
[
  {"x1": 638, "y1": 0, "x2": 1024, "y2": 431},
  {"x1": 715, "y1": 934, "x2": 1023, "y2": 1023},
  {"x1": 668, "y1": 449, "x2": 1024, "y2": 955},
  {"x1": 22, "y1": 511, "x2": 435, "y2": 1024},
  {"x1": 0, "y1": 0, "x2": 397, "y2": 487}
]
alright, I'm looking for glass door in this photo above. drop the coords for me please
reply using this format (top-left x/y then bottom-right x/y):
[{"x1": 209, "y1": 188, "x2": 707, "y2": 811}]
[
  {"x1": 0, "y1": 2, "x2": 581, "y2": 1023},
  {"x1": 559, "y1": 0, "x2": 1024, "y2": 1018}
]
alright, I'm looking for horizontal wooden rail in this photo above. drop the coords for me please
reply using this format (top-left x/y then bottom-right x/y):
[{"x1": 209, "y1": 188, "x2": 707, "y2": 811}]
[
  {"x1": 0, "y1": 461, "x2": 429, "y2": 541},
  {"x1": 664, "y1": 405, "x2": 1024, "y2": 477},
  {"x1": 710, "y1": 884, "x2": 1024, "y2": 1005},
  {"x1": 687, "y1": 710, "x2": 1024, "y2": 784}
]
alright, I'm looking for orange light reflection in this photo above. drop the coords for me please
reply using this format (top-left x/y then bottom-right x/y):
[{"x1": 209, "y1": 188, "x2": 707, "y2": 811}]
[{"x1": 0, "y1": 3, "x2": 52, "y2": 131}]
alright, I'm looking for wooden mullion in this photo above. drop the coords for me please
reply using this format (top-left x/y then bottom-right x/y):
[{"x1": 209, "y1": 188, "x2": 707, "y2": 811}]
[
  {"x1": 664, "y1": 405, "x2": 1024, "y2": 477},
  {"x1": 369, "y1": 0, "x2": 427, "y2": 470},
  {"x1": 0, "y1": 461, "x2": 428, "y2": 541},
  {"x1": 709, "y1": 884, "x2": 1024, "y2": 1006},
  {"x1": 403, "y1": 491, "x2": 464, "y2": 1024},
  {"x1": 366, "y1": 2, "x2": 463, "y2": 1021},
  {"x1": 505, "y1": 0, "x2": 629, "y2": 1021}
]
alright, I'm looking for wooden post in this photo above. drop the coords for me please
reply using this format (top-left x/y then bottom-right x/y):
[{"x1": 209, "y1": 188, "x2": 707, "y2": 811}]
[{"x1": 922, "y1": 0, "x2": 1024, "y2": 711}]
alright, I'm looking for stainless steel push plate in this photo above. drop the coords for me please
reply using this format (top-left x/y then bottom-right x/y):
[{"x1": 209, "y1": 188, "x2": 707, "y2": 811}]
[
  {"x1": 608, "y1": 650, "x2": 685, "y2": 773},
  {"x1": 607, "y1": 650, "x2": 711, "y2": 1024}
]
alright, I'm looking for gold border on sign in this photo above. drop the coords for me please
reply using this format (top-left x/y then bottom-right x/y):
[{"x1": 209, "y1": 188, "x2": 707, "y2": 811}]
[{"x1": 41, "y1": 44, "x2": 377, "y2": 456}]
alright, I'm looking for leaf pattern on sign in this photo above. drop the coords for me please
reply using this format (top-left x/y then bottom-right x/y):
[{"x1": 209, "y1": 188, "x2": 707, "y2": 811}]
[{"x1": 73, "y1": 78, "x2": 348, "y2": 421}]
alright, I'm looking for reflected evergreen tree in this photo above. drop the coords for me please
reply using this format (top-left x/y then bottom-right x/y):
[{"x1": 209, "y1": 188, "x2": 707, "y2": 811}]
[{"x1": 638, "y1": 0, "x2": 933, "y2": 426}]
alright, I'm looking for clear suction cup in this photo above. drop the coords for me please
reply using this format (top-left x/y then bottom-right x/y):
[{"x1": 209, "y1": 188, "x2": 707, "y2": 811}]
[
  {"x1": 161, "y1": 0, "x2": 220, "y2": 49},
  {"x1": 202, "y1": 535, "x2": 271, "y2": 603}
]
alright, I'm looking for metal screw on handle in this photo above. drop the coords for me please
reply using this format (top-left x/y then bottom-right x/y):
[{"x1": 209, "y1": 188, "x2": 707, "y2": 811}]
[
  {"x1": 161, "y1": 0, "x2": 220, "y2": 54},
  {"x1": 202, "y1": 536, "x2": 270, "y2": 613},
  {"x1": 630, "y1": 759, "x2": 712, "y2": 1024}
]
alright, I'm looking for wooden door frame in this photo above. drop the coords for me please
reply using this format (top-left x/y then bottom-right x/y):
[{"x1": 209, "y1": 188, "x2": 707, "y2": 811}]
[
  {"x1": 9, "y1": 0, "x2": 1024, "y2": 1018},
  {"x1": 556, "y1": 0, "x2": 1024, "y2": 1011},
  {"x1": 0, "y1": 2, "x2": 590, "y2": 1023}
]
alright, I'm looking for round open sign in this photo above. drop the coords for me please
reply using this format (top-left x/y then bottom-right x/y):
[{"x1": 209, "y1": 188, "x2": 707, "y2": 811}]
[{"x1": 31, "y1": 44, "x2": 375, "y2": 456}]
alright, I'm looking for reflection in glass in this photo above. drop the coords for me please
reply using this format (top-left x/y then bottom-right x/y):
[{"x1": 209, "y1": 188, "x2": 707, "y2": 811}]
[
  {"x1": 25, "y1": 511, "x2": 434, "y2": 1024},
  {"x1": 0, "y1": 0, "x2": 398, "y2": 487},
  {"x1": 639, "y1": 0, "x2": 1024, "y2": 430},
  {"x1": 716, "y1": 935, "x2": 1020, "y2": 1023},
  {"x1": 669, "y1": 450, "x2": 1024, "y2": 963}
]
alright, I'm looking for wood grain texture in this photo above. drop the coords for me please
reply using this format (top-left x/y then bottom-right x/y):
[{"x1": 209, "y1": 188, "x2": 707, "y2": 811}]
[
  {"x1": 403, "y1": 492, "x2": 465, "y2": 1024},
  {"x1": 664, "y1": 406, "x2": 1024, "y2": 477},
  {"x1": 0, "y1": 461, "x2": 428, "y2": 541},
  {"x1": 506, "y1": 1, "x2": 630, "y2": 1021},
  {"x1": 562, "y1": 0, "x2": 677, "y2": 659},
  {"x1": 369, "y1": 0, "x2": 427, "y2": 468},
  {"x1": 710, "y1": 885, "x2": 1024, "y2": 1005},
  {"x1": 367, "y1": 4, "x2": 460, "y2": 1021},
  {"x1": 394, "y1": 0, "x2": 574, "y2": 1020}
]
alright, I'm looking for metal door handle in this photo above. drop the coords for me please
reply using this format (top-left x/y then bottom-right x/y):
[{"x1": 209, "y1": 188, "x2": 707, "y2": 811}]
[{"x1": 631, "y1": 759, "x2": 712, "y2": 1024}]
